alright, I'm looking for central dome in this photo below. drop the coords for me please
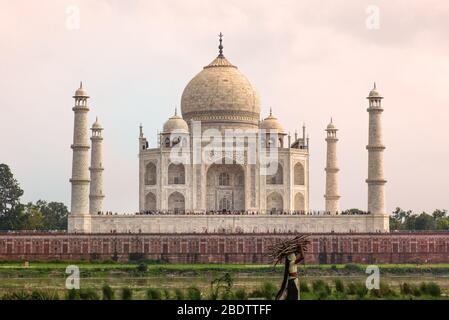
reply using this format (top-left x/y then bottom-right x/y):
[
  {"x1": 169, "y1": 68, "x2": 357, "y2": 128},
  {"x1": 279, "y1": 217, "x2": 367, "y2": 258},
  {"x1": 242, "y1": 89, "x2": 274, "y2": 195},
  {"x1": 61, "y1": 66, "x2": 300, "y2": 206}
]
[{"x1": 181, "y1": 45, "x2": 260, "y2": 129}]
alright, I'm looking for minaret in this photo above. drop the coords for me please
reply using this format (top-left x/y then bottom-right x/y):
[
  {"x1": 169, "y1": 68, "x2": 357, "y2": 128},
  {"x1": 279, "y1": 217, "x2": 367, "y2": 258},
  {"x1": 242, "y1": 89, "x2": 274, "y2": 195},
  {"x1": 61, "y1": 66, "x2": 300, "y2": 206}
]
[
  {"x1": 138, "y1": 123, "x2": 148, "y2": 212},
  {"x1": 366, "y1": 83, "x2": 387, "y2": 219},
  {"x1": 68, "y1": 82, "x2": 91, "y2": 232},
  {"x1": 324, "y1": 118, "x2": 340, "y2": 214},
  {"x1": 89, "y1": 117, "x2": 105, "y2": 214}
]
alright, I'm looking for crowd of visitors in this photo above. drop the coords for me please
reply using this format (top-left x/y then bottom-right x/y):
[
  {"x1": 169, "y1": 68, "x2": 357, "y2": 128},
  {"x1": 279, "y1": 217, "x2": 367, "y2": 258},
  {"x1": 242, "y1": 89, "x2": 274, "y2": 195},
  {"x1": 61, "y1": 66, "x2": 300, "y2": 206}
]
[{"x1": 96, "y1": 209, "x2": 371, "y2": 216}]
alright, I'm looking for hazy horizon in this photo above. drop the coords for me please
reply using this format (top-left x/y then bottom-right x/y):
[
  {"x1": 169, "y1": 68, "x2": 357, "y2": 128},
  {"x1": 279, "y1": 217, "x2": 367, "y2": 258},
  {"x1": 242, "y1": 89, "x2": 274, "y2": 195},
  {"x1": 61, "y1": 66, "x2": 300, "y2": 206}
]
[{"x1": 1, "y1": 0, "x2": 448, "y2": 214}]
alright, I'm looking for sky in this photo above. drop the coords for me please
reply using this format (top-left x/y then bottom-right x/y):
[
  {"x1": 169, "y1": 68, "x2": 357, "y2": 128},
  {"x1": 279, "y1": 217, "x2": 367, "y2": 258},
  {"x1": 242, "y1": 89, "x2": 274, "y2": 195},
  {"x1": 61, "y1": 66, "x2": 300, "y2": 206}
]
[{"x1": 1, "y1": 0, "x2": 448, "y2": 214}]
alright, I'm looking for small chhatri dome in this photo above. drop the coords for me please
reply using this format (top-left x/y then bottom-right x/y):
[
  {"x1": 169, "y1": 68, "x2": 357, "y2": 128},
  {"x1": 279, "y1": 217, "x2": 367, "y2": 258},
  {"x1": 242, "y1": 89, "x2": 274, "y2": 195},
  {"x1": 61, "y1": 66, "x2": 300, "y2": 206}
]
[
  {"x1": 74, "y1": 81, "x2": 89, "y2": 97},
  {"x1": 181, "y1": 33, "x2": 260, "y2": 128},
  {"x1": 163, "y1": 108, "x2": 189, "y2": 133},
  {"x1": 260, "y1": 108, "x2": 285, "y2": 133},
  {"x1": 92, "y1": 117, "x2": 102, "y2": 129},
  {"x1": 368, "y1": 82, "x2": 382, "y2": 98}
]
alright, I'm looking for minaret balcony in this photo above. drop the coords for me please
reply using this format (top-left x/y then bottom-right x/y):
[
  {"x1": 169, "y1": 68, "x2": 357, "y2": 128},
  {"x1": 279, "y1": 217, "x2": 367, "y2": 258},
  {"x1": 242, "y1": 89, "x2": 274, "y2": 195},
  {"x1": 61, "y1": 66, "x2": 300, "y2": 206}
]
[
  {"x1": 366, "y1": 145, "x2": 386, "y2": 151},
  {"x1": 72, "y1": 105, "x2": 89, "y2": 112},
  {"x1": 71, "y1": 144, "x2": 90, "y2": 150},
  {"x1": 365, "y1": 178, "x2": 387, "y2": 184}
]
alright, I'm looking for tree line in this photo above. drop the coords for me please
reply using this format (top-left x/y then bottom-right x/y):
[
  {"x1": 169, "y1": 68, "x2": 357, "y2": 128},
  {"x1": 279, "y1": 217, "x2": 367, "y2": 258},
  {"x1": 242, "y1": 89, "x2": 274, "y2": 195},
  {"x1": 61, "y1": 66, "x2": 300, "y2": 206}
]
[
  {"x1": 0, "y1": 163, "x2": 67, "y2": 231},
  {"x1": 389, "y1": 207, "x2": 449, "y2": 231}
]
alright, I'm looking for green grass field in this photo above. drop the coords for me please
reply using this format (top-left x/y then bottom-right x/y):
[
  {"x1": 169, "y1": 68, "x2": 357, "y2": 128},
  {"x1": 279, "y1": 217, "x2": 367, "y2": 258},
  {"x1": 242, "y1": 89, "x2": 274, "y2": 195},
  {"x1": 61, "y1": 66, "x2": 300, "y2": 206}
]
[
  {"x1": 2, "y1": 261, "x2": 449, "y2": 270},
  {"x1": 0, "y1": 262, "x2": 448, "y2": 300}
]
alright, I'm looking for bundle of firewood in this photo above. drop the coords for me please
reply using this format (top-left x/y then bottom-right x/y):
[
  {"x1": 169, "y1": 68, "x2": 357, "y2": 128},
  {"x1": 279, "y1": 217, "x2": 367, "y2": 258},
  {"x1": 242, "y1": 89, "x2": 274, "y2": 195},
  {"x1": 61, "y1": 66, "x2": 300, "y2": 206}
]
[{"x1": 267, "y1": 235, "x2": 310, "y2": 266}]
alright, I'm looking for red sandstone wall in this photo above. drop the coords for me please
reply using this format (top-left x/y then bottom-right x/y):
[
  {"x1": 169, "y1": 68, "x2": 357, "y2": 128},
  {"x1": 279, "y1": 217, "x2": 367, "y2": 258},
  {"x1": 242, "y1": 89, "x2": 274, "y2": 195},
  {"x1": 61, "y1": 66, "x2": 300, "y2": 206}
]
[{"x1": 0, "y1": 232, "x2": 448, "y2": 264}]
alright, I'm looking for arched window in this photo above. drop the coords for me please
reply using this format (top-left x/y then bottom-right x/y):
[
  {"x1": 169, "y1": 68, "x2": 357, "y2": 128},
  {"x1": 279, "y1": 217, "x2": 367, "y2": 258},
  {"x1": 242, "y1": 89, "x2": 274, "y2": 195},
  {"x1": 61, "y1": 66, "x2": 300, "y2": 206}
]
[
  {"x1": 267, "y1": 137, "x2": 276, "y2": 147},
  {"x1": 145, "y1": 192, "x2": 157, "y2": 210},
  {"x1": 266, "y1": 162, "x2": 283, "y2": 185},
  {"x1": 168, "y1": 163, "x2": 185, "y2": 185},
  {"x1": 145, "y1": 163, "x2": 157, "y2": 185},
  {"x1": 164, "y1": 137, "x2": 170, "y2": 147},
  {"x1": 294, "y1": 162, "x2": 305, "y2": 185},
  {"x1": 267, "y1": 192, "x2": 283, "y2": 213},
  {"x1": 172, "y1": 136, "x2": 180, "y2": 146},
  {"x1": 218, "y1": 172, "x2": 230, "y2": 186},
  {"x1": 168, "y1": 192, "x2": 185, "y2": 214},
  {"x1": 294, "y1": 193, "x2": 305, "y2": 211}
]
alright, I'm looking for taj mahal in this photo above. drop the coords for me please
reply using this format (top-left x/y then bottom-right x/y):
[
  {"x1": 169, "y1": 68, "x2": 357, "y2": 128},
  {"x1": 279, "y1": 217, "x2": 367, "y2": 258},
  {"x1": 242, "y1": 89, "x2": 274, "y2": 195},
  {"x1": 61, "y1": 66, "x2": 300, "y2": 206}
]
[{"x1": 68, "y1": 35, "x2": 389, "y2": 234}]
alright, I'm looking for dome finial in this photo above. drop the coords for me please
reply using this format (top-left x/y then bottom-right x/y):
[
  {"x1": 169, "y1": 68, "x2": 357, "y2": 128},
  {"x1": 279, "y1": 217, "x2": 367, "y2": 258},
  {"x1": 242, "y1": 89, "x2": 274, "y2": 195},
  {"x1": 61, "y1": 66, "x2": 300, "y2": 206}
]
[
  {"x1": 368, "y1": 82, "x2": 382, "y2": 99},
  {"x1": 74, "y1": 81, "x2": 88, "y2": 98},
  {"x1": 174, "y1": 107, "x2": 177, "y2": 116},
  {"x1": 92, "y1": 116, "x2": 102, "y2": 129},
  {"x1": 218, "y1": 32, "x2": 224, "y2": 57},
  {"x1": 269, "y1": 107, "x2": 272, "y2": 116}
]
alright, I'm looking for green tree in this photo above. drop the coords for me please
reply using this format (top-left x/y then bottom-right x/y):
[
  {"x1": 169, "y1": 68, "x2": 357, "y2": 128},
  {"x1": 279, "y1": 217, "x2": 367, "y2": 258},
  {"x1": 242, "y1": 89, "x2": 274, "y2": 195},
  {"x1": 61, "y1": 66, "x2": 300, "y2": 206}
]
[
  {"x1": 0, "y1": 205, "x2": 26, "y2": 230},
  {"x1": 0, "y1": 164, "x2": 69, "y2": 231},
  {"x1": 391, "y1": 208, "x2": 449, "y2": 231},
  {"x1": 404, "y1": 214, "x2": 417, "y2": 230},
  {"x1": 0, "y1": 164, "x2": 23, "y2": 214},
  {"x1": 0, "y1": 164, "x2": 25, "y2": 230},
  {"x1": 20, "y1": 201, "x2": 68, "y2": 231},
  {"x1": 36, "y1": 200, "x2": 68, "y2": 230},
  {"x1": 436, "y1": 218, "x2": 449, "y2": 230},
  {"x1": 343, "y1": 208, "x2": 365, "y2": 215},
  {"x1": 23, "y1": 204, "x2": 44, "y2": 230},
  {"x1": 432, "y1": 209, "x2": 449, "y2": 230},
  {"x1": 415, "y1": 213, "x2": 435, "y2": 230},
  {"x1": 432, "y1": 209, "x2": 446, "y2": 220},
  {"x1": 390, "y1": 207, "x2": 412, "y2": 230}
]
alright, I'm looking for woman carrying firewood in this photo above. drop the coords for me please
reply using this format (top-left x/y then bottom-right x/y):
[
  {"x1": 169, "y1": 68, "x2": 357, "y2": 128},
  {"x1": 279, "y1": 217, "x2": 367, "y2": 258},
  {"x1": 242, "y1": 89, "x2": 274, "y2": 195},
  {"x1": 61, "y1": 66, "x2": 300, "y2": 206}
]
[{"x1": 267, "y1": 235, "x2": 309, "y2": 300}]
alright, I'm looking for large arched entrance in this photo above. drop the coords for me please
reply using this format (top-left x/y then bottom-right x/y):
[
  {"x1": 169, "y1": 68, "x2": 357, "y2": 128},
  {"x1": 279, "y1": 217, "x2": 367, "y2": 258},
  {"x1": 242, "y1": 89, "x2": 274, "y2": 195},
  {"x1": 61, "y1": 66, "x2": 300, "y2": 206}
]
[
  {"x1": 267, "y1": 192, "x2": 283, "y2": 213},
  {"x1": 206, "y1": 163, "x2": 245, "y2": 211},
  {"x1": 168, "y1": 191, "x2": 185, "y2": 214}
]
